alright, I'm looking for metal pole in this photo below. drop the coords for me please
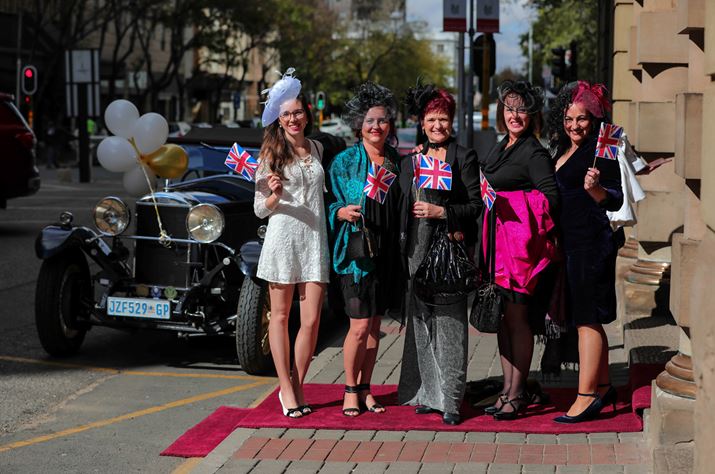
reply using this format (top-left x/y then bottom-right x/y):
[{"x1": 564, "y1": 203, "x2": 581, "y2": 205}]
[
  {"x1": 481, "y1": 33, "x2": 491, "y2": 130},
  {"x1": 15, "y1": 10, "x2": 23, "y2": 108},
  {"x1": 457, "y1": 32, "x2": 466, "y2": 146},
  {"x1": 466, "y1": 0, "x2": 475, "y2": 148}
]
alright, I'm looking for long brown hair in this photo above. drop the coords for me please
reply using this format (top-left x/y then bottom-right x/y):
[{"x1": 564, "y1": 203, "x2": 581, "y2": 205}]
[{"x1": 259, "y1": 94, "x2": 313, "y2": 179}]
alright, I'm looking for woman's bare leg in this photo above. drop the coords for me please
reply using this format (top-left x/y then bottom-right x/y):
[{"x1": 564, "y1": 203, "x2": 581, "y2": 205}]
[
  {"x1": 343, "y1": 317, "x2": 370, "y2": 413},
  {"x1": 268, "y1": 283, "x2": 298, "y2": 410},
  {"x1": 358, "y1": 315, "x2": 384, "y2": 412},
  {"x1": 567, "y1": 324, "x2": 607, "y2": 416},
  {"x1": 291, "y1": 282, "x2": 325, "y2": 406}
]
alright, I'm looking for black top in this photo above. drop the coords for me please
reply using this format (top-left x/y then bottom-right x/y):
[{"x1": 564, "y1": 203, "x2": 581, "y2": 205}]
[
  {"x1": 398, "y1": 138, "x2": 482, "y2": 249},
  {"x1": 479, "y1": 134, "x2": 559, "y2": 212}
]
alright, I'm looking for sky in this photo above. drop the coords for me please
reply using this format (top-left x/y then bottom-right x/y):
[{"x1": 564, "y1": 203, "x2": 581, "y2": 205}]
[{"x1": 406, "y1": 0, "x2": 534, "y2": 73}]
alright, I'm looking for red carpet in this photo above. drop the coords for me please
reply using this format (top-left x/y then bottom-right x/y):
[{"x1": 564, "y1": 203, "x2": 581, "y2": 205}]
[
  {"x1": 160, "y1": 406, "x2": 250, "y2": 458},
  {"x1": 234, "y1": 384, "x2": 643, "y2": 434}
]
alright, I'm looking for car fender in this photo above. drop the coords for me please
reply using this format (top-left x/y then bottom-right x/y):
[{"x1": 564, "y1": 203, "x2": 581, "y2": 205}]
[
  {"x1": 238, "y1": 240, "x2": 262, "y2": 278},
  {"x1": 35, "y1": 225, "x2": 103, "y2": 260}
]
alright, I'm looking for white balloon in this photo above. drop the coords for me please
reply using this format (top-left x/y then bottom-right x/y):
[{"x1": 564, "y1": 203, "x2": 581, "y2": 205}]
[
  {"x1": 104, "y1": 100, "x2": 140, "y2": 139},
  {"x1": 132, "y1": 112, "x2": 169, "y2": 155},
  {"x1": 123, "y1": 164, "x2": 156, "y2": 197},
  {"x1": 97, "y1": 136, "x2": 138, "y2": 173}
]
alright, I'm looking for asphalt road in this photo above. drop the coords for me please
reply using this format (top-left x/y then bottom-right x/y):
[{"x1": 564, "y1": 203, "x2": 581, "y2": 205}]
[{"x1": 0, "y1": 167, "x2": 343, "y2": 473}]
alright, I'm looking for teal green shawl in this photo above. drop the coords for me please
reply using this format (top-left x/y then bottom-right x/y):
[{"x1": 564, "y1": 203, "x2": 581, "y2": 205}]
[{"x1": 328, "y1": 141, "x2": 398, "y2": 282}]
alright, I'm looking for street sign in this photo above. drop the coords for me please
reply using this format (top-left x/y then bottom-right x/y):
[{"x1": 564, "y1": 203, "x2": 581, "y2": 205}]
[
  {"x1": 65, "y1": 49, "x2": 100, "y2": 118},
  {"x1": 443, "y1": 0, "x2": 467, "y2": 32},
  {"x1": 476, "y1": 0, "x2": 500, "y2": 33}
]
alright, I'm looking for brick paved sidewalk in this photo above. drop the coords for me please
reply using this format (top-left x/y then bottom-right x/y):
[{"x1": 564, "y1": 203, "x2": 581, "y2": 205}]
[{"x1": 190, "y1": 317, "x2": 653, "y2": 474}]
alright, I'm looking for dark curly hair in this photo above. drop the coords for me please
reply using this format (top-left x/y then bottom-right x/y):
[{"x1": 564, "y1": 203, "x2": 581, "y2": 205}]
[
  {"x1": 342, "y1": 81, "x2": 397, "y2": 132},
  {"x1": 547, "y1": 81, "x2": 611, "y2": 158}
]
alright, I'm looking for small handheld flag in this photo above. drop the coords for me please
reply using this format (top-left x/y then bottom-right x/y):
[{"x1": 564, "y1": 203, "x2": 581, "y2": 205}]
[
  {"x1": 363, "y1": 162, "x2": 397, "y2": 204},
  {"x1": 225, "y1": 142, "x2": 259, "y2": 181},
  {"x1": 595, "y1": 123, "x2": 623, "y2": 161},
  {"x1": 480, "y1": 169, "x2": 497, "y2": 210},
  {"x1": 416, "y1": 154, "x2": 452, "y2": 191}
]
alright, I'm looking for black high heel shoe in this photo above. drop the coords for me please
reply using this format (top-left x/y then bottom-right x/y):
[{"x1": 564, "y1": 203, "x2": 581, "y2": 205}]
[
  {"x1": 342, "y1": 385, "x2": 361, "y2": 417},
  {"x1": 598, "y1": 383, "x2": 617, "y2": 411},
  {"x1": 553, "y1": 392, "x2": 604, "y2": 424},
  {"x1": 493, "y1": 393, "x2": 529, "y2": 421},
  {"x1": 357, "y1": 383, "x2": 385, "y2": 413},
  {"x1": 484, "y1": 393, "x2": 508, "y2": 415}
]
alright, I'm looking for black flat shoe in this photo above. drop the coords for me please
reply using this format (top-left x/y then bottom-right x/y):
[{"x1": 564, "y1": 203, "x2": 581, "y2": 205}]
[
  {"x1": 554, "y1": 392, "x2": 604, "y2": 424},
  {"x1": 442, "y1": 412, "x2": 460, "y2": 425},
  {"x1": 415, "y1": 405, "x2": 435, "y2": 415},
  {"x1": 493, "y1": 393, "x2": 529, "y2": 421},
  {"x1": 342, "y1": 385, "x2": 361, "y2": 417}
]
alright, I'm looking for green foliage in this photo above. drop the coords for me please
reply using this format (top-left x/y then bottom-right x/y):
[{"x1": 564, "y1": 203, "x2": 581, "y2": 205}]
[{"x1": 520, "y1": 0, "x2": 598, "y2": 83}]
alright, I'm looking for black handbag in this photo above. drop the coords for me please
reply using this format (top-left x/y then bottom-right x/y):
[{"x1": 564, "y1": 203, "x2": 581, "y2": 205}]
[
  {"x1": 470, "y1": 209, "x2": 503, "y2": 333},
  {"x1": 346, "y1": 215, "x2": 378, "y2": 260},
  {"x1": 413, "y1": 209, "x2": 478, "y2": 305}
]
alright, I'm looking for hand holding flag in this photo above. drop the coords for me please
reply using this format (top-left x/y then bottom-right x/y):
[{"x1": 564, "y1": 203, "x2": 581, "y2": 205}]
[
  {"x1": 225, "y1": 142, "x2": 259, "y2": 181},
  {"x1": 363, "y1": 162, "x2": 397, "y2": 204}
]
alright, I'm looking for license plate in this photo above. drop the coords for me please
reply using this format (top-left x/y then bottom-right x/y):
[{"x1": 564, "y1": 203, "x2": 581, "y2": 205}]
[{"x1": 107, "y1": 297, "x2": 171, "y2": 320}]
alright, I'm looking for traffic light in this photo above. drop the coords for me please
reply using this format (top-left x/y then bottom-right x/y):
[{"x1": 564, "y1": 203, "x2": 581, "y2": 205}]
[
  {"x1": 316, "y1": 91, "x2": 326, "y2": 111},
  {"x1": 473, "y1": 34, "x2": 496, "y2": 87},
  {"x1": 21, "y1": 65, "x2": 38, "y2": 96},
  {"x1": 550, "y1": 47, "x2": 566, "y2": 80}
]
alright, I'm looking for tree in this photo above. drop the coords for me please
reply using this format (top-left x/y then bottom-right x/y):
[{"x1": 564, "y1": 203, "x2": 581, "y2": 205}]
[{"x1": 519, "y1": 0, "x2": 598, "y2": 86}]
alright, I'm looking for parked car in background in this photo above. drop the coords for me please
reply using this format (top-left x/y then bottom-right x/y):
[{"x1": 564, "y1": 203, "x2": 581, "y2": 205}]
[
  {"x1": 168, "y1": 121, "x2": 191, "y2": 138},
  {"x1": 319, "y1": 117, "x2": 352, "y2": 141},
  {"x1": 395, "y1": 127, "x2": 418, "y2": 156},
  {"x1": 0, "y1": 93, "x2": 40, "y2": 208},
  {"x1": 34, "y1": 128, "x2": 346, "y2": 375}
]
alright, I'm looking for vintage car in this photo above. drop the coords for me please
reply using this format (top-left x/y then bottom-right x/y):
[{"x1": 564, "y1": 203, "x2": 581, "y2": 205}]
[{"x1": 34, "y1": 128, "x2": 346, "y2": 374}]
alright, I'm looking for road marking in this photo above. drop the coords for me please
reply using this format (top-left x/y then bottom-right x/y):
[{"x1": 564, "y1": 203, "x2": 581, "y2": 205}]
[
  {"x1": 172, "y1": 457, "x2": 203, "y2": 474},
  {"x1": 0, "y1": 356, "x2": 274, "y2": 382},
  {"x1": 0, "y1": 380, "x2": 271, "y2": 453}
]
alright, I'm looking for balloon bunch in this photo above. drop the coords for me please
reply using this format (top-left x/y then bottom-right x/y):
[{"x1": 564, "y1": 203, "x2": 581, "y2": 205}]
[{"x1": 97, "y1": 100, "x2": 189, "y2": 196}]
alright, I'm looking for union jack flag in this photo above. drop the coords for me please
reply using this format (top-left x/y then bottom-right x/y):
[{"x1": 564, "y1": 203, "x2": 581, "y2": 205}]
[
  {"x1": 480, "y1": 169, "x2": 497, "y2": 210},
  {"x1": 595, "y1": 123, "x2": 623, "y2": 160},
  {"x1": 363, "y1": 162, "x2": 396, "y2": 204},
  {"x1": 416, "y1": 154, "x2": 452, "y2": 191},
  {"x1": 225, "y1": 142, "x2": 259, "y2": 181}
]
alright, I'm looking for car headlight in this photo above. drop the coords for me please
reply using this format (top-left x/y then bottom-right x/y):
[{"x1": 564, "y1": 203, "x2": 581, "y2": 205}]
[
  {"x1": 93, "y1": 197, "x2": 130, "y2": 236},
  {"x1": 257, "y1": 225, "x2": 267, "y2": 240},
  {"x1": 186, "y1": 204, "x2": 224, "y2": 243}
]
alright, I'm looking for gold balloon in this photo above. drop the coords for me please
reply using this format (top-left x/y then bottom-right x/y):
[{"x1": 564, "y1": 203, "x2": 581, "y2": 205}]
[{"x1": 143, "y1": 144, "x2": 189, "y2": 179}]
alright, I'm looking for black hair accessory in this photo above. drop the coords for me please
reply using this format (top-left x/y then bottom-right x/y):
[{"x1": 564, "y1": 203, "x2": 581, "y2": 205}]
[
  {"x1": 404, "y1": 79, "x2": 438, "y2": 117},
  {"x1": 496, "y1": 80, "x2": 544, "y2": 115},
  {"x1": 342, "y1": 81, "x2": 397, "y2": 131}
]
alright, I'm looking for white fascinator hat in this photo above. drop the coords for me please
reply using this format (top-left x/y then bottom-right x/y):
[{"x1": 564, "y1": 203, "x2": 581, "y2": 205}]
[{"x1": 261, "y1": 68, "x2": 302, "y2": 127}]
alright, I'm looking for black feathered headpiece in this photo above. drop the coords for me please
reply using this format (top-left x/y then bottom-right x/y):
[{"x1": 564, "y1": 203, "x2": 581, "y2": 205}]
[
  {"x1": 497, "y1": 80, "x2": 544, "y2": 114},
  {"x1": 342, "y1": 81, "x2": 397, "y2": 131},
  {"x1": 404, "y1": 79, "x2": 438, "y2": 118}
]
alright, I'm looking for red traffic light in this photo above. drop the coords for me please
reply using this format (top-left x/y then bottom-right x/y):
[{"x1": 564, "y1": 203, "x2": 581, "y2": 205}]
[
  {"x1": 24, "y1": 96, "x2": 30, "y2": 103},
  {"x1": 24, "y1": 68, "x2": 33, "y2": 78},
  {"x1": 21, "y1": 65, "x2": 38, "y2": 95}
]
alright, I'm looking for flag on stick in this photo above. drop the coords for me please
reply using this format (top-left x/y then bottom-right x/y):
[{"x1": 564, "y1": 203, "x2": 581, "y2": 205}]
[
  {"x1": 363, "y1": 162, "x2": 396, "y2": 204},
  {"x1": 595, "y1": 123, "x2": 623, "y2": 161},
  {"x1": 416, "y1": 154, "x2": 452, "y2": 191},
  {"x1": 225, "y1": 142, "x2": 259, "y2": 181},
  {"x1": 480, "y1": 169, "x2": 497, "y2": 210}
]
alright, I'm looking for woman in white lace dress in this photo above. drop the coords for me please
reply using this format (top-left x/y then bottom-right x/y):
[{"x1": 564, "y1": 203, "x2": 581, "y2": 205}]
[{"x1": 253, "y1": 71, "x2": 330, "y2": 418}]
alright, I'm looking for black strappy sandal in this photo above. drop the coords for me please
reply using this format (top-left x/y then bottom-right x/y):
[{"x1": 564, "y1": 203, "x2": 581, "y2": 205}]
[
  {"x1": 493, "y1": 392, "x2": 529, "y2": 421},
  {"x1": 484, "y1": 393, "x2": 509, "y2": 415},
  {"x1": 342, "y1": 385, "x2": 361, "y2": 417},
  {"x1": 357, "y1": 383, "x2": 385, "y2": 413}
]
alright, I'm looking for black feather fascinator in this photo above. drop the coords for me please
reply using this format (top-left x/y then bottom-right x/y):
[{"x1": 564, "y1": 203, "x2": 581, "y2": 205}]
[
  {"x1": 404, "y1": 80, "x2": 438, "y2": 117},
  {"x1": 342, "y1": 81, "x2": 397, "y2": 131}
]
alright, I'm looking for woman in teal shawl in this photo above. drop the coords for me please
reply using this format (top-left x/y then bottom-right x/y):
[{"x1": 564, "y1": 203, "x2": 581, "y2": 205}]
[{"x1": 328, "y1": 82, "x2": 403, "y2": 417}]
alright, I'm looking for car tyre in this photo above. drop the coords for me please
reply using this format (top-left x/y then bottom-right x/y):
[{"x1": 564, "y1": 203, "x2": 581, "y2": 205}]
[
  {"x1": 35, "y1": 251, "x2": 90, "y2": 356},
  {"x1": 236, "y1": 277, "x2": 273, "y2": 375}
]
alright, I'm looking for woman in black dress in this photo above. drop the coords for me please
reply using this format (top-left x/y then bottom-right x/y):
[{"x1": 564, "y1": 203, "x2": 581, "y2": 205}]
[
  {"x1": 547, "y1": 81, "x2": 623, "y2": 423},
  {"x1": 397, "y1": 85, "x2": 481, "y2": 425},
  {"x1": 328, "y1": 82, "x2": 402, "y2": 417},
  {"x1": 480, "y1": 81, "x2": 559, "y2": 420}
]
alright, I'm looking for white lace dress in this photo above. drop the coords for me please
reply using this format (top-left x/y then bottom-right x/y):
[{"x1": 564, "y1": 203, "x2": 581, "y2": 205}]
[{"x1": 253, "y1": 140, "x2": 330, "y2": 284}]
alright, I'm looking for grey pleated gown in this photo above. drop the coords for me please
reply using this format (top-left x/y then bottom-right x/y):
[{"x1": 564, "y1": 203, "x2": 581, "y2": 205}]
[{"x1": 397, "y1": 188, "x2": 469, "y2": 415}]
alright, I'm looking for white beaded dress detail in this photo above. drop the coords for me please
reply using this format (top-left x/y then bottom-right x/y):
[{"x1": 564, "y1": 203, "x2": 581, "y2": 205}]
[{"x1": 254, "y1": 140, "x2": 330, "y2": 284}]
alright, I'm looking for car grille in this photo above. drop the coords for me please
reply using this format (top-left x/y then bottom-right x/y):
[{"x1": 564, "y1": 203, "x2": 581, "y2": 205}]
[{"x1": 134, "y1": 203, "x2": 198, "y2": 287}]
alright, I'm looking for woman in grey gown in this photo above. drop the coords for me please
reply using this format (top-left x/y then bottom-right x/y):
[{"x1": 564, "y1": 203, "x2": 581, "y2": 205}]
[{"x1": 397, "y1": 85, "x2": 481, "y2": 425}]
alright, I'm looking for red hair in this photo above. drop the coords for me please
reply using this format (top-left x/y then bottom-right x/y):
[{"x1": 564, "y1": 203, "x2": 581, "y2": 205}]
[{"x1": 422, "y1": 89, "x2": 456, "y2": 121}]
